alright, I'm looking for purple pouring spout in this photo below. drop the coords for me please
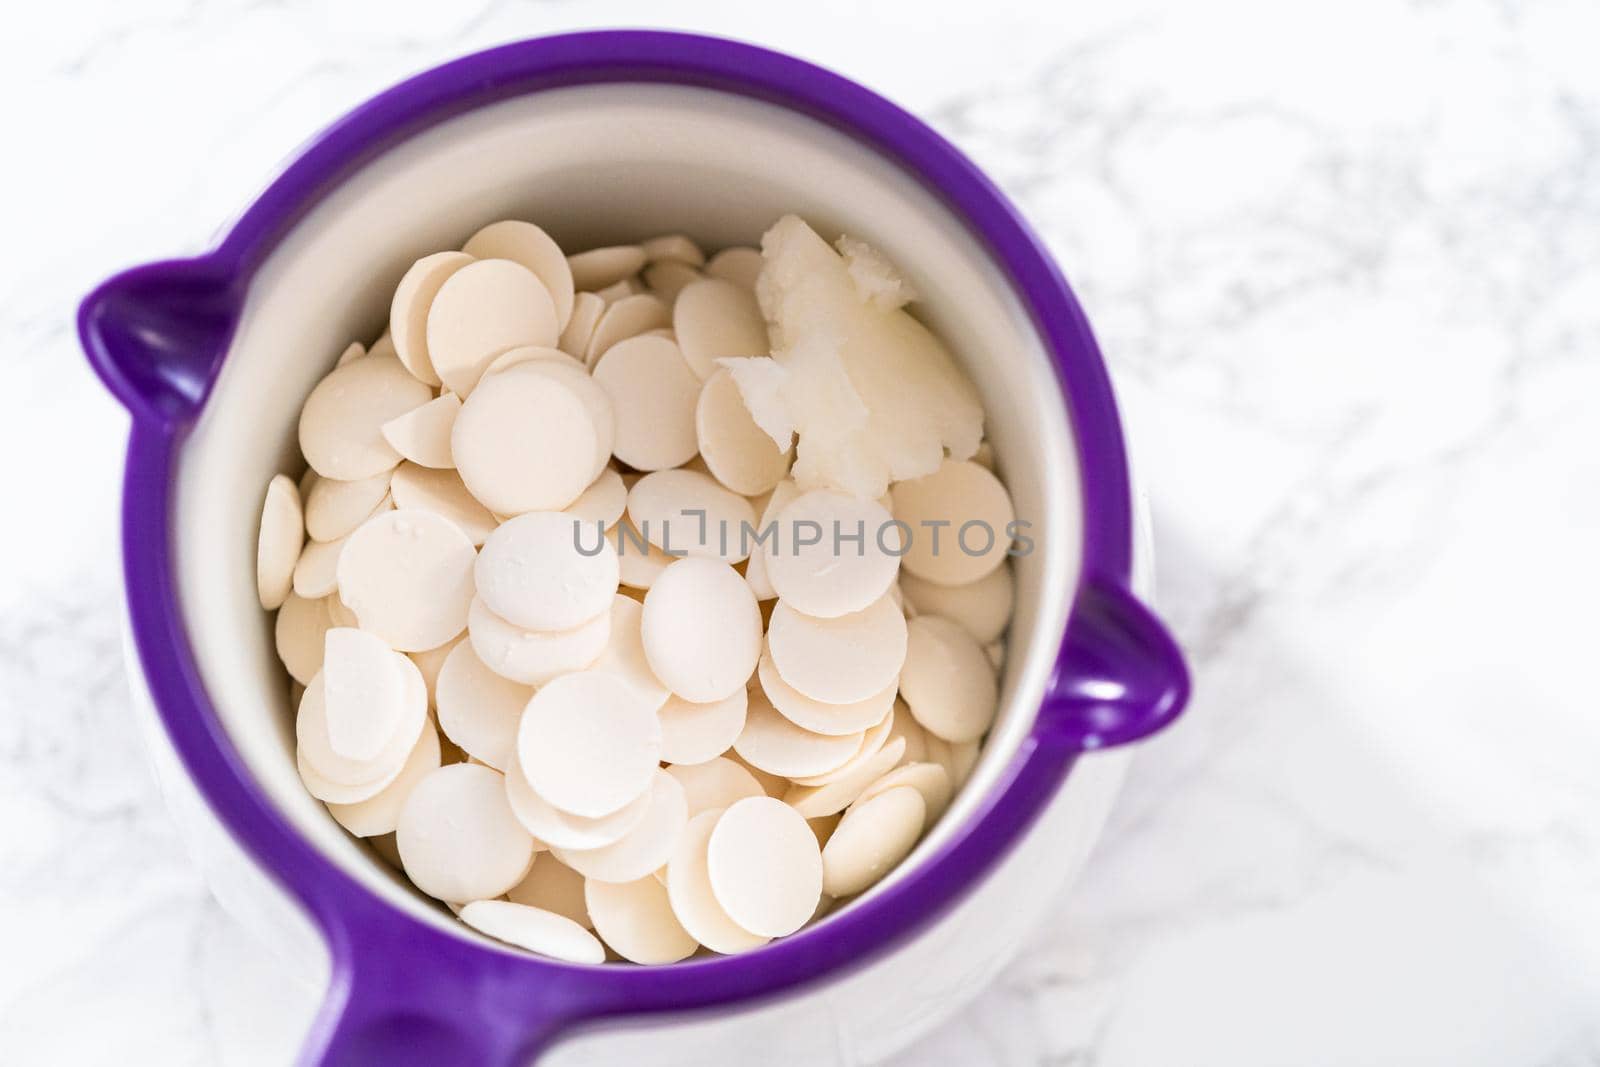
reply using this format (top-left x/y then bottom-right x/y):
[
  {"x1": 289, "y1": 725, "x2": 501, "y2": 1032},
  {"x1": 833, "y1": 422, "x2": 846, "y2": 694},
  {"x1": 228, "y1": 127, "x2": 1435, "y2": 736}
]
[{"x1": 79, "y1": 257, "x2": 241, "y2": 426}]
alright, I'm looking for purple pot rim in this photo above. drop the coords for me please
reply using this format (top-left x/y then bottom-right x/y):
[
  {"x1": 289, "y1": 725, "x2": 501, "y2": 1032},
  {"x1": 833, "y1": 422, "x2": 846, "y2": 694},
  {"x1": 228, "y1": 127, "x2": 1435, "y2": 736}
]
[{"x1": 79, "y1": 30, "x2": 1189, "y2": 1061}]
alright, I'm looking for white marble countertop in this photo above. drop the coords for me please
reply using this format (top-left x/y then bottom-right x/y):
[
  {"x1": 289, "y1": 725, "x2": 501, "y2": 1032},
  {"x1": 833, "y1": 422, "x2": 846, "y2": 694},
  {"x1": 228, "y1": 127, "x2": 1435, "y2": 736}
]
[{"x1": 4, "y1": 1, "x2": 1599, "y2": 1063}]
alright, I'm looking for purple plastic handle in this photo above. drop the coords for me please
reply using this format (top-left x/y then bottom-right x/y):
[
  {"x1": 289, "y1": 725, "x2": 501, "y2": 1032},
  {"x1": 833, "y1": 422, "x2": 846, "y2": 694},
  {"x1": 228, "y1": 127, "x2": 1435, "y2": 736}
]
[{"x1": 79, "y1": 32, "x2": 1189, "y2": 1067}]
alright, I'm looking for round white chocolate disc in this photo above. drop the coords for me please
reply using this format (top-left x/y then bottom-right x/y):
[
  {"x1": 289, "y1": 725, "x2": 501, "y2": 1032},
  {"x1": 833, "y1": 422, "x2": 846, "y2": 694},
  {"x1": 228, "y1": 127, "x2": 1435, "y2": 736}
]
[
  {"x1": 640, "y1": 558, "x2": 762, "y2": 703},
  {"x1": 390, "y1": 251, "x2": 474, "y2": 387},
  {"x1": 296, "y1": 741, "x2": 409, "y2": 805},
  {"x1": 588, "y1": 595, "x2": 670, "y2": 711},
  {"x1": 397, "y1": 764, "x2": 535, "y2": 902},
  {"x1": 704, "y1": 247, "x2": 763, "y2": 289},
  {"x1": 461, "y1": 220, "x2": 576, "y2": 330},
  {"x1": 890, "y1": 459, "x2": 1015, "y2": 586},
  {"x1": 504, "y1": 747, "x2": 652, "y2": 851},
  {"x1": 327, "y1": 722, "x2": 442, "y2": 837},
  {"x1": 766, "y1": 490, "x2": 900, "y2": 619},
  {"x1": 305, "y1": 470, "x2": 391, "y2": 543},
  {"x1": 466, "y1": 596, "x2": 610, "y2": 686},
  {"x1": 298, "y1": 355, "x2": 432, "y2": 480},
  {"x1": 788, "y1": 705, "x2": 896, "y2": 787},
  {"x1": 733, "y1": 688, "x2": 863, "y2": 779},
  {"x1": 458, "y1": 900, "x2": 604, "y2": 964},
  {"x1": 388, "y1": 463, "x2": 496, "y2": 546},
  {"x1": 857, "y1": 761, "x2": 953, "y2": 823},
  {"x1": 336, "y1": 509, "x2": 475, "y2": 652},
  {"x1": 565, "y1": 467, "x2": 627, "y2": 529},
  {"x1": 665, "y1": 758, "x2": 765, "y2": 816},
  {"x1": 898, "y1": 564, "x2": 1014, "y2": 645},
  {"x1": 657, "y1": 687, "x2": 748, "y2": 767},
  {"x1": 335, "y1": 341, "x2": 366, "y2": 367},
  {"x1": 674, "y1": 278, "x2": 769, "y2": 381},
  {"x1": 585, "y1": 293, "x2": 671, "y2": 365},
  {"x1": 476, "y1": 511, "x2": 619, "y2": 632},
  {"x1": 558, "y1": 292, "x2": 606, "y2": 358},
  {"x1": 899, "y1": 614, "x2": 999, "y2": 743},
  {"x1": 665, "y1": 810, "x2": 770, "y2": 955},
  {"x1": 434, "y1": 640, "x2": 533, "y2": 770},
  {"x1": 427, "y1": 258, "x2": 559, "y2": 396},
  {"x1": 258, "y1": 474, "x2": 304, "y2": 609},
  {"x1": 380, "y1": 393, "x2": 459, "y2": 470},
  {"x1": 706, "y1": 796, "x2": 822, "y2": 937},
  {"x1": 518, "y1": 670, "x2": 661, "y2": 818},
  {"x1": 608, "y1": 517, "x2": 676, "y2": 590},
  {"x1": 765, "y1": 594, "x2": 908, "y2": 705},
  {"x1": 568, "y1": 245, "x2": 647, "y2": 291},
  {"x1": 742, "y1": 479, "x2": 799, "y2": 601},
  {"x1": 481, "y1": 344, "x2": 586, "y2": 380},
  {"x1": 498, "y1": 359, "x2": 614, "y2": 484},
  {"x1": 452, "y1": 367, "x2": 598, "y2": 516},
  {"x1": 886, "y1": 700, "x2": 929, "y2": 764},
  {"x1": 321, "y1": 627, "x2": 414, "y2": 761},
  {"x1": 292, "y1": 535, "x2": 346, "y2": 600},
  {"x1": 551, "y1": 770, "x2": 687, "y2": 883},
  {"x1": 585, "y1": 875, "x2": 699, "y2": 964},
  {"x1": 695, "y1": 368, "x2": 791, "y2": 496},
  {"x1": 296, "y1": 666, "x2": 426, "y2": 787},
  {"x1": 947, "y1": 738, "x2": 981, "y2": 786},
  {"x1": 643, "y1": 260, "x2": 701, "y2": 302},
  {"x1": 408, "y1": 634, "x2": 462, "y2": 707},
  {"x1": 627, "y1": 468, "x2": 756, "y2": 565},
  {"x1": 275, "y1": 593, "x2": 334, "y2": 685},
  {"x1": 641, "y1": 233, "x2": 705, "y2": 266},
  {"x1": 508, "y1": 856, "x2": 592, "y2": 928},
  {"x1": 591, "y1": 336, "x2": 702, "y2": 471},
  {"x1": 757, "y1": 651, "x2": 895, "y2": 736},
  {"x1": 783, "y1": 736, "x2": 907, "y2": 820},
  {"x1": 821, "y1": 785, "x2": 927, "y2": 898}
]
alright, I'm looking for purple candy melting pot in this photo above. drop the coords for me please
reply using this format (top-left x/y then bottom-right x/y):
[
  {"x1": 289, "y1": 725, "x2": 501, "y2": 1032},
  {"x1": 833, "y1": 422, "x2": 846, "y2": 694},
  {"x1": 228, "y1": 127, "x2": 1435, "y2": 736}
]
[{"x1": 77, "y1": 31, "x2": 1189, "y2": 1067}]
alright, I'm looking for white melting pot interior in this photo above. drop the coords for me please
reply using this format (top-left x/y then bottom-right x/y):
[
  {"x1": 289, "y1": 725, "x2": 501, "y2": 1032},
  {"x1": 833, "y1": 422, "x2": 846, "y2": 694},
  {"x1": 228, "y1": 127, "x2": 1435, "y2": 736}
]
[{"x1": 174, "y1": 84, "x2": 1084, "y2": 944}]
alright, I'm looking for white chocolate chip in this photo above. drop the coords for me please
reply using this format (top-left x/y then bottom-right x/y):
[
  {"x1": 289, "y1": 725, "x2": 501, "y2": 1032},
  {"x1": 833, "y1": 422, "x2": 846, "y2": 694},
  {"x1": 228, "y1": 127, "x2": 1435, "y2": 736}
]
[
  {"x1": 733, "y1": 688, "x2": 863, "y2": 779},
  {"x1": 434, "y1": 640, "x2": 532, "y2": 770},
  {"x1": 695, "y1": 368, "x2": 792, "y2": 496},
  {"x1": 336, "y1": 509, "x2": 475, "y2": 653},
  {"x1": 765, "y1": 594, "x2": 907, "y2": 705},
  {"x1": 568, "y1": 245, "x2": 647, "y2": 291},
  {"x1": 452, "y1": 366, "x2": 599, "y2": 515},
  {"x1": 397, "y1": 764, "x2": 535, "y2": 902},
  {"x1": 586, "y1": 875, "x2": 699, "y2": 964},
  {"x1": 890, "y1": 459, "x2": 1015, "y2": 586},
  {"x1": 476, "y1": 512, "x2": 618, "y2": 632},
  {"x1": 304, "y1": 470, "x2": 392, "y2": 543},
  {"x1": 380, "y1": 393, "x2": 460, "y2": 470},
  {"x1": 257, "y1": 474, "x2": 304, "y2": 609},
  {"x1": 674, "y1": 278, "x2": 769, "y2": 381},
  {"x1": 518, "y1": 671, "x2": 662, "y2": 818},
  {"x1": 427, "y1": 258, "x2": 560, "y2": 396},
  {"x1": 298, "y1": 355, "x2": 431, "y2": 480},
  {"x1": 821, "y1": 785, "x2": 926, "y2": 898},
  {"x1": 390, "y1": 251, "x2": 473, "y2": 387},
  {"x1": 459, "y1": 900, "x2": 604, "y2": 964},
  {"x1": 765, "y1": 489, "x2": 901, "y2": 619},
  {"x1": 627, "y1": 468, "x2": 756, "y2": 564},
  {"x1": 640, "y1": 558, "x2": 762, "y2": 703},
  {"x1": 899, "y1": 614, "x2": 998, "y2": 743},
  {"x1": 706, "y1": 796, "x2": 821, "y2": 937},
  {"x1": 462, "y1": 220, "x2": 576, "y2": 330},
  {"x1": 591, "y1": 336, "x2": 702, "y2": 471},
  {"x1": 665, "y1": 810, "x2": 769, "y2": 955}
]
